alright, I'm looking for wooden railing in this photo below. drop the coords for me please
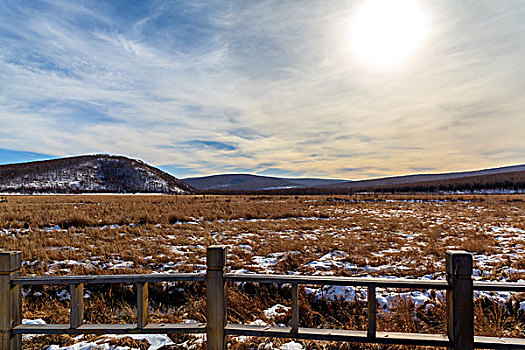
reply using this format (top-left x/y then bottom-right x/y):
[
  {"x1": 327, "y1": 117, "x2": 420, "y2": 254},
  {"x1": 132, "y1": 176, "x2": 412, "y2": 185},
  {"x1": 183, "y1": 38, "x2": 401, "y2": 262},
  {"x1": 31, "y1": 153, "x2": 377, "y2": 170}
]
[{"x1": 1, "y1": 247, "x2": 525, "y2": 349}]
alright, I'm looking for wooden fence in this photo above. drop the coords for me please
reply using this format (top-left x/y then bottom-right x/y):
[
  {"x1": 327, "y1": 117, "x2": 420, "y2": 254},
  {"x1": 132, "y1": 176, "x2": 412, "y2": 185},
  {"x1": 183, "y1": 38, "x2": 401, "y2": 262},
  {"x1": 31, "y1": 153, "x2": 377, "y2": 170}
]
[{"x1": 1, "y1": 247, "x2": 525, "y2": 349}]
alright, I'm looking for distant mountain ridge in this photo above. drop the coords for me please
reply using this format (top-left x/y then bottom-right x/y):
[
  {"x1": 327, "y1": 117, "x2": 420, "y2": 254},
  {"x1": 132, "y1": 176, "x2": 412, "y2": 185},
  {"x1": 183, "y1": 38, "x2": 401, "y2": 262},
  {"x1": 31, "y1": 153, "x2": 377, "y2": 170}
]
[
  {"x1": 1, "y1": 154, "x2": 523, "y2": 194},
  {"x1": 0, "y1": 155, "x2": 195, "y2": 194},
  {"x1": 184, "y1": 164, "x2": 525, "y2": 193},
  {"x1": 183, "y1": 174, "x2": 346, "y2": 191},
  {"x1": 320, "y1": 164, "x2": 525, "y2": 190},
  {"x1": 364, "y1": 169, "x2": 525, "y2": 193}
]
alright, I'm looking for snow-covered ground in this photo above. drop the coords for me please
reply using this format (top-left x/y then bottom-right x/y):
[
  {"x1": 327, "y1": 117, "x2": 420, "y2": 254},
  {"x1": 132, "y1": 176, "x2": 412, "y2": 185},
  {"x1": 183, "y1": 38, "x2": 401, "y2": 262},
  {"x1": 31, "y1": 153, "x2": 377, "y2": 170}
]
[{"x1": 7, "y1": 196, "x2": 525, "y2": 348}]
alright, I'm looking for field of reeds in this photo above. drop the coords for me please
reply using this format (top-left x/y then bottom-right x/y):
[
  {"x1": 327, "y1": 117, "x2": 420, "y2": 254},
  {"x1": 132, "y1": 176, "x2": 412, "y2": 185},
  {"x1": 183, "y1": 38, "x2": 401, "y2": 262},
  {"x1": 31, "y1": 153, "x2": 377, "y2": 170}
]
[{"x1": 0, "y1": 194, "x2": 524, "y2": 349}]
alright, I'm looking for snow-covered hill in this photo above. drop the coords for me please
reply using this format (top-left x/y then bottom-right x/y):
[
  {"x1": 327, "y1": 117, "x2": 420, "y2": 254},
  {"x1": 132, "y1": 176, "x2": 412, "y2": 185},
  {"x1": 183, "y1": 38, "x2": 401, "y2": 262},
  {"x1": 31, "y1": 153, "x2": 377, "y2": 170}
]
[{"x1": 0, "y1": 155, "x2": 195, "y2": 194}]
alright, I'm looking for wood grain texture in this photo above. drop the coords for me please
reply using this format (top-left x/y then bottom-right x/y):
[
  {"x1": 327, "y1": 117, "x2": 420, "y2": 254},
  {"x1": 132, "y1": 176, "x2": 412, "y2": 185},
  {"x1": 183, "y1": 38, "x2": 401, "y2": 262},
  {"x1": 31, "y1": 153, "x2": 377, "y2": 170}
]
[
  {"x1": 291, "y1": 283, "x2": 298, "y2": 337},
  {"x1": 12, "y1": 273, "x2": 205, "y2": 285},
  {"x1": 225, "y1": 273, "x2": 449, "y2": 289},
  {"x1": 206, "y1": 246, "x2": 227, "y2": 350},
  {"x1": 13, "y1": 323, "x2": 206, "y2": 334},
  {"x1": 70, "y1": 283, "x2": 84, "y2": 329},
  {"x1": 136, "y1": 282, "x2": 148, "y2": 329},
  {"x1": 446, "y1": 251, "x2": 474, "y2": 350},
  {"x1": 0, "y1": 252, "x2": 21, "y2": 349},
  {"x1": 367, "y1": 286, "x2": 376, "y2": 338}
]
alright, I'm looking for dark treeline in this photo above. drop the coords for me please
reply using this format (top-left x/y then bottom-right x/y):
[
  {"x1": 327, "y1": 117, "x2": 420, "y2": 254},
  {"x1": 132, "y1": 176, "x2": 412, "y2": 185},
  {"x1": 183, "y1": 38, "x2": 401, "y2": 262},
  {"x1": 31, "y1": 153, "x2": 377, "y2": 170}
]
[{"x1": 200, "y1": 170, "x2": 525, "y2": 195}]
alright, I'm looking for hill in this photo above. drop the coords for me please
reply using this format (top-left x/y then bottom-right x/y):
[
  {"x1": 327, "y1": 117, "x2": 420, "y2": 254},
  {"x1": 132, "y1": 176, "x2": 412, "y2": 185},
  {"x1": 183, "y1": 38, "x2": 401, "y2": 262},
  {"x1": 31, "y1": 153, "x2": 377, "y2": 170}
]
[
  {"x1": 183, "y1": 174, "x2": 346, "y2": 191},
  {"x1": 2, "y1": 155, "x2": 522, "y2": 194},
  {"x1": 364, "y1": 169, "x2": 525, "y2": 193},
  {"x1": 186, "y1": 164, "x2": 525, "y2": 194},
  {"x1": 320, "y1": 164, "x2": 525, "y2": 192},
  {"x1": 0, "y1": 155, "x2": 195, "y2": 194}
]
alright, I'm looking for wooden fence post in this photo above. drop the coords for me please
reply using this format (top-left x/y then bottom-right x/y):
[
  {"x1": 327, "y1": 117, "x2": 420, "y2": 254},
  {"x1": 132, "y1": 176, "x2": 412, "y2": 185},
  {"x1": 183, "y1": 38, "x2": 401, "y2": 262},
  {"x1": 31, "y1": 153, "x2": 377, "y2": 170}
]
[
  {"x1": 0, "y1": 251, "x2": 21, "y2": 350},
  {"x1": 70, "y1": 283, "x2": 84, "y2": 329},
  {"x1": 207, "y1": 246, "x2": 227, "y2": 350},
  {"x1": 446, "y1": 250, "x2": 473, "y2": 350},
  {"x1": 367, "y1": 286, "x2": 376, "y2": 338},
  {"x1": 136, "y1": 282, "x2": 149, "y2": 329}
]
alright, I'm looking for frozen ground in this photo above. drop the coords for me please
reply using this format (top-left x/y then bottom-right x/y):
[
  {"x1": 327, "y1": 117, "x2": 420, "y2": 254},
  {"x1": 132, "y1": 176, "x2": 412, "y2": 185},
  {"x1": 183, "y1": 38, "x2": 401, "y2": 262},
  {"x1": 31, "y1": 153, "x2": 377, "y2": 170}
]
[{"x1": 4, "y1": 195, "x2": 524, "y2": 348}]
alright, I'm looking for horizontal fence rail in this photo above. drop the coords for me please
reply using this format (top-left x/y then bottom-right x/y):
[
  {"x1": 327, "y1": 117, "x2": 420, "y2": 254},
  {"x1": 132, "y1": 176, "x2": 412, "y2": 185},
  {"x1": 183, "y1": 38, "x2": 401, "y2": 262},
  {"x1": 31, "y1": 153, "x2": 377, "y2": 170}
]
[
  {"x1": 12, "y1": 273, "x2": 206, "y2": 285},
  {"x1": 473, "y1": 281, "x2": 525, "y2": 292},
  {"x1": 225, "y1": 273, "x2": 451, "y2": 289},
  {"x1": 1, "y1": 248, "x2": 525, "y2": 349}
]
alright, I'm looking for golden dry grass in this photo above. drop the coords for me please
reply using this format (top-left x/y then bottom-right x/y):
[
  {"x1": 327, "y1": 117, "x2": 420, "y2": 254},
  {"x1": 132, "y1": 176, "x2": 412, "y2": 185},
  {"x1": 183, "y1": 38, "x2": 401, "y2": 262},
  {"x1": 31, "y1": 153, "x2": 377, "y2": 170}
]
[{"x1": 0, "y1": 194, "x2": 524, "y2": 348}]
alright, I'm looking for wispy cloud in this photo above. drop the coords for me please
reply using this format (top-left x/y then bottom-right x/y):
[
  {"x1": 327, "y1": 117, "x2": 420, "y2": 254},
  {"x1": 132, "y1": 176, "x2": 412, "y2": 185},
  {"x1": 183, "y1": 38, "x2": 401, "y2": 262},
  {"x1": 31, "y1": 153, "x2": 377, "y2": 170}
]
[
  {"x1": 180, "y1": 140, "x2": 237, "y2": 152},
  {"x1": 0, "y1": 1, "x2": 524, "y2": 178}
]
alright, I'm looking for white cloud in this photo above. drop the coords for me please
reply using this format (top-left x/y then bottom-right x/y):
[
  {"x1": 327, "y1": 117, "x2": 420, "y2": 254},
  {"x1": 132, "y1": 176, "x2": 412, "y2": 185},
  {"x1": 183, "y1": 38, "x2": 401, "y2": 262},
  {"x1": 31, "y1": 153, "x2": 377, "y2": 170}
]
[{"x1": 0, "y1": 1, "x2": 524, "y2": 178}]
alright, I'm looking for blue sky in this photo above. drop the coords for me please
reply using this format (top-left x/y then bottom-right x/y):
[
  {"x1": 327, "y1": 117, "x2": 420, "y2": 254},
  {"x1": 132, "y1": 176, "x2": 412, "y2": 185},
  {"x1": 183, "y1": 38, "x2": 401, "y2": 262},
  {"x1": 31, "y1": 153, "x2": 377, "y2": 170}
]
[{"x1": 1, "y1": 1, "x2": 524, "y2": 179}]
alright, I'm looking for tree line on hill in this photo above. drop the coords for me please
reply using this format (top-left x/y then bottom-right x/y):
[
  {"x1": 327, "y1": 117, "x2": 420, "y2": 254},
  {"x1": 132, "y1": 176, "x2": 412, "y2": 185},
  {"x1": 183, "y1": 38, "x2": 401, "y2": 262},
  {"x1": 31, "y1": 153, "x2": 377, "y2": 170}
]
[
  {"x1": 199, "y1": 170, "x2": 525, "y2": 195},
  {"x1": 0, "y1": 154, "x2": 194, "y2": 194}
]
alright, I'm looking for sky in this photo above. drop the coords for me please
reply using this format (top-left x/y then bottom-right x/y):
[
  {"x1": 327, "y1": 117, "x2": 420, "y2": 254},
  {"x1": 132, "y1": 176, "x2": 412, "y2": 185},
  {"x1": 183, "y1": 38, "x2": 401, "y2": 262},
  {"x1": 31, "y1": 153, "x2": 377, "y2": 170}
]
[{"x1": 0, "y1": 0, "x2": 524, "y2": 180}]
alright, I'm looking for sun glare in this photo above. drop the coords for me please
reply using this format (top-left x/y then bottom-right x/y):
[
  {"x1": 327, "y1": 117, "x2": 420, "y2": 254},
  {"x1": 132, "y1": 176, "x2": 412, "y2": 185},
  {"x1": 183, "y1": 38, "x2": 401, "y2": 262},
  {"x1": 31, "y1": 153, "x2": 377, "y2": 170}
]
[{"x1": 350, "y1": 0, "x2": 426, "y2": 68}]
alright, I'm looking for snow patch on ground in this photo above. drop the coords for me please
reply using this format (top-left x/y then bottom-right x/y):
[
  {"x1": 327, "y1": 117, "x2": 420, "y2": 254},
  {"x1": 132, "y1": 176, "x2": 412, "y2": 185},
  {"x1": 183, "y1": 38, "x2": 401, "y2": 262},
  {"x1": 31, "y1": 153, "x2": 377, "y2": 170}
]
[
  {"x1": 46, "y1": 334, "x2": 175, "y2": 350},
  {"x1": 280, "y1": 341, "x2": 304, "y2": 349},
  {"x1": 264, "y1": 304, "x2": 290, "y2": 318}
]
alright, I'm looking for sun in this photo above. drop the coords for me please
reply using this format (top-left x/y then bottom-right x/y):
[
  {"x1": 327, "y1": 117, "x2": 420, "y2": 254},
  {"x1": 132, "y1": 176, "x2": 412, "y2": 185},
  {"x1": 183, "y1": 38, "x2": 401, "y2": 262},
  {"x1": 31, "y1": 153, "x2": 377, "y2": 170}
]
[{"x1": 349, "y1": 0, "x2": 427, "y2": 68}]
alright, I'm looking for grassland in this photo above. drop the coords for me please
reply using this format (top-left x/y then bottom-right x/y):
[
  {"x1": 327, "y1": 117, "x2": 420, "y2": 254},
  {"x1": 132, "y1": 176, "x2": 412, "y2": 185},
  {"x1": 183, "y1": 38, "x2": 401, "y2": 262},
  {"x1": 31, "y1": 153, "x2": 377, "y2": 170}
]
[{"x1": 0, "y1": 194, "x2": 524, "y2": 349}]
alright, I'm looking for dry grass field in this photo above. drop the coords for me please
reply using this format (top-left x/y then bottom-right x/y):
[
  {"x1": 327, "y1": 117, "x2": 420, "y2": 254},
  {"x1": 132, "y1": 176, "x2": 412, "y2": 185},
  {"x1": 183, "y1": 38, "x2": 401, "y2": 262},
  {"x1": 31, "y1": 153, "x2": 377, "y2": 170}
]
[{"x1": 0, "y1": 194, "x2": 524, "y2": 349}]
